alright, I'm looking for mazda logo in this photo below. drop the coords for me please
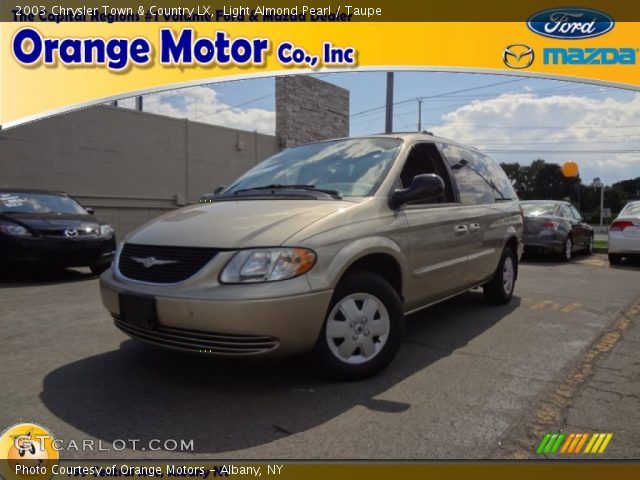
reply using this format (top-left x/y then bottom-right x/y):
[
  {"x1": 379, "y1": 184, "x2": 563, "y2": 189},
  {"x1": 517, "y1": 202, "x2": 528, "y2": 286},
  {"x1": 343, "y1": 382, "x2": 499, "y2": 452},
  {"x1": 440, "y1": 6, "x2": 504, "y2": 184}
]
[
  {"x1": 503, "y1": 44, "x2": 535, "y2": 69},
  {"x1": 64, "y1": 228, "x2": 78, "y2": 238}
]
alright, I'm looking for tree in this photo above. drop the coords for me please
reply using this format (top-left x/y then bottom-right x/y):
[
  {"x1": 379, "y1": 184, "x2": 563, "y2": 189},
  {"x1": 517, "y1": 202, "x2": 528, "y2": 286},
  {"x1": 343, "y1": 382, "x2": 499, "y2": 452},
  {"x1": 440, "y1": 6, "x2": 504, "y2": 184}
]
[{"x1": 500, "y1": 159, "x2": 577, "y2": 202}]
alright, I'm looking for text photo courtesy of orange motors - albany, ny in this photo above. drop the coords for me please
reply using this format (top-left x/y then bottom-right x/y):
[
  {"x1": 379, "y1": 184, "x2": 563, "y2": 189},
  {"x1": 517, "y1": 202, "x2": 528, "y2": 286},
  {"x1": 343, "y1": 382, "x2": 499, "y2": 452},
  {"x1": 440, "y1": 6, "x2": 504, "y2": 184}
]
[{"x1": 1, "y1": 1, "x2": 640, "y2": 479}]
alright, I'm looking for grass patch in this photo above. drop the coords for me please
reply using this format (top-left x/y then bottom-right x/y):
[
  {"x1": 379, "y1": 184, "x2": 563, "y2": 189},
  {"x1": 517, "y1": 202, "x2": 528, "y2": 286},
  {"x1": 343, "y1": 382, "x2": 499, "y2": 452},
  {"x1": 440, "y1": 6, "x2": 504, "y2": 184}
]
[{"x1": 594, "y1": 239, "x2": 608, "y2": 249}]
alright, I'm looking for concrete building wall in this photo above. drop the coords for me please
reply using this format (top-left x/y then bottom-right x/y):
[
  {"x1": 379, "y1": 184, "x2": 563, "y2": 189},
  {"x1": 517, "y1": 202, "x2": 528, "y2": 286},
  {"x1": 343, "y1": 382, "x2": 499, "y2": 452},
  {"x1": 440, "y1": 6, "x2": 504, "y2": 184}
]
[
  {"x1": 276, "y1": 76, "x2": 349, "y2": 148},
  {"x1": 0, "y1": 106, "x2": 279, "y2": 237}
]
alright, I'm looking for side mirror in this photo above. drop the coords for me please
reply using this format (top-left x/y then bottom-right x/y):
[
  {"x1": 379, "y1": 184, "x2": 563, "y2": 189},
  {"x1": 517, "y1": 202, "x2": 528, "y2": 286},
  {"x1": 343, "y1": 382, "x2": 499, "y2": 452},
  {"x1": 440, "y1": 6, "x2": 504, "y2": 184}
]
[
  {"x1": 390, "y1": 174, "x2": 445, "y2": 208},
  {"x1": 85, "y1": 207, "x2": 95, "y2": 214},
  {"x1": 213, "y1": 185, "x2": 226, "y2": 195}
]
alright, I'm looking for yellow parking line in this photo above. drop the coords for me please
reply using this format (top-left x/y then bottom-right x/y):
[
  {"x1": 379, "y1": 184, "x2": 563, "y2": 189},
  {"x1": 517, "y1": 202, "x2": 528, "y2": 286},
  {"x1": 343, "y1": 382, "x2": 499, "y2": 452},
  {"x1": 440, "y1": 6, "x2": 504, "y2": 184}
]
[
  {"x1": 531, "y1": 300, "x2": 553, "y2": 310},
  {"x1": 560, "y1": 303, "x2": 581, "y2": 313}
]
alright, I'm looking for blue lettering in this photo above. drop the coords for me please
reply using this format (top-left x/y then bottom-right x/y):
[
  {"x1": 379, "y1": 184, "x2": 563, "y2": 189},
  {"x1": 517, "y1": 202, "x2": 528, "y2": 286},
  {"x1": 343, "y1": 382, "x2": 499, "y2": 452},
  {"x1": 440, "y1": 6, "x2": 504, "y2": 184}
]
[
  {"x1": 160, "y1": 28, "x2": 193, "y2": 64},
  {"x1": 12, "y1": 28, "x2": 42, "y2": 64}
]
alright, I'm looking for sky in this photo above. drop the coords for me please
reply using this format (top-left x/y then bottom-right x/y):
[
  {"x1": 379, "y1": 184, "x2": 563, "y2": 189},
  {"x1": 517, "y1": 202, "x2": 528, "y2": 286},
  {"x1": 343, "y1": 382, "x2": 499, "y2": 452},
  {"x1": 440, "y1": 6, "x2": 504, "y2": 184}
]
[{"x1": 116, "y1": 72, "x2": 640, "y2": 186}]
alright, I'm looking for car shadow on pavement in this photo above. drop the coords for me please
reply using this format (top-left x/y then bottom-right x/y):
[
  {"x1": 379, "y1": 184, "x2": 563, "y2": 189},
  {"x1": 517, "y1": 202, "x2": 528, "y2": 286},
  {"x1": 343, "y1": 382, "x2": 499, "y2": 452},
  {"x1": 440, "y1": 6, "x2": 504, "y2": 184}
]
[
  {"x1": 39, "y1": 291, "x2": 520, "y2": 455},
  {"x1": 520, "y1": 251, "x2": 594, "y2": 266},
  {"x1": 0, "y1": 267, "x2": 95, "y2": 288},
  {"x1": 608, "y1": 257, "x2": 640, "y2": 271}
]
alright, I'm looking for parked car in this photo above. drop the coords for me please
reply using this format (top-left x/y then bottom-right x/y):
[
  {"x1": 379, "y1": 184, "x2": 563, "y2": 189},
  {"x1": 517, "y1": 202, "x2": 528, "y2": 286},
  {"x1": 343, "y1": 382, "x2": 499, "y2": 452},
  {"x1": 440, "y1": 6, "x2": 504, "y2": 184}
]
[
  {"x1": 521, "y1": 200, "x2": 593, "y2": 261},
  {"x1": 0, "y1": 189, "x2": 116, "y2": 274},
  {"x1": 100, "y1": 134, "x2": 523, "y2": 379},
  {"x1": 608, "y1": 201, "x2": 640, "y2": 264}
]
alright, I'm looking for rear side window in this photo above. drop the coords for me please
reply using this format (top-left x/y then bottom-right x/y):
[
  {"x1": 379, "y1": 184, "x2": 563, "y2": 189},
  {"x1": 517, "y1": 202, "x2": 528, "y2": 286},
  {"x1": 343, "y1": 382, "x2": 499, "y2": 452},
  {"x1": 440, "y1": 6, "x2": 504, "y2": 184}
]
[
  {"x1": 622, "y1": 203, "x2": 640, "y2": 216},
  {"x1": 559, "y1": 205, "x2": 573, "y2": 218},
  {"x1": 569, "y1": 205, "x2": 582, "y2": 220},
  {"x1": 440, "y1": 144, "x2": 516, "y2": 205}
]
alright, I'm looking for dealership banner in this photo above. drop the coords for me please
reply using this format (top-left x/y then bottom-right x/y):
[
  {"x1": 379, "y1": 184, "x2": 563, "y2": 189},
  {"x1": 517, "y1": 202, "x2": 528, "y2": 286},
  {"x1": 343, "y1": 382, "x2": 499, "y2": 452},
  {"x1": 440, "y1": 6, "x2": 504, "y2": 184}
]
[
  {"x1": 5, "y1": 461, "x2": 640, "y2": 480},
  {"x1": 1, "y1": 1, "x2": 640, "y2": 128}
]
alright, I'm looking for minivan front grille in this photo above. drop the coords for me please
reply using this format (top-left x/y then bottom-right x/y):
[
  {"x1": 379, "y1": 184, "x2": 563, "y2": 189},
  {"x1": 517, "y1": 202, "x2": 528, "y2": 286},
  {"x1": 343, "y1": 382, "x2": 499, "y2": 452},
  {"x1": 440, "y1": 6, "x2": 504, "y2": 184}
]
[
  {"x1": 114, "y1": 319, "x2": 279, "y2": 355},
  {"x1": 118, "y1": 243, "x2": 219, "y2": 283}
]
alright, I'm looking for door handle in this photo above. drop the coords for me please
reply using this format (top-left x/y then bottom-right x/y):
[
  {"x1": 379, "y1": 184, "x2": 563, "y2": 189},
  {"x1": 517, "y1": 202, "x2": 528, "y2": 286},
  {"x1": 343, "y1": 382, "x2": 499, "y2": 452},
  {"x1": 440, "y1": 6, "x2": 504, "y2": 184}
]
[
  {"x1": 469, "y1": 223, "x2": 481, "y2": 233},
  {"x1": 454, "y1": 225, "x2": 468, "y2": 235}
]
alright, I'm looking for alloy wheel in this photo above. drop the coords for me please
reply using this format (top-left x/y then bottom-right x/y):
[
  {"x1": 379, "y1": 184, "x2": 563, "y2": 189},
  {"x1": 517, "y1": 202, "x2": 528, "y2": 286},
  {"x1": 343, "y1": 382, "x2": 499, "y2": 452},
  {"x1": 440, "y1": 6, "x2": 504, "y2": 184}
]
[{"x1": 565, "y1": 237, "x2": 572, "y2": 260}]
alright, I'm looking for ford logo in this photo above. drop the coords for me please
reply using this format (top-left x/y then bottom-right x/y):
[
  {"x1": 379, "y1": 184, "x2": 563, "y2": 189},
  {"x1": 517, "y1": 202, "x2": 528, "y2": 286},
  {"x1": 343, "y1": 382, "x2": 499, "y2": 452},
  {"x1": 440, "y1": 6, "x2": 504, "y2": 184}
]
[{"x1": 527, "y1": 8, "x2": 614, "y2": 39}]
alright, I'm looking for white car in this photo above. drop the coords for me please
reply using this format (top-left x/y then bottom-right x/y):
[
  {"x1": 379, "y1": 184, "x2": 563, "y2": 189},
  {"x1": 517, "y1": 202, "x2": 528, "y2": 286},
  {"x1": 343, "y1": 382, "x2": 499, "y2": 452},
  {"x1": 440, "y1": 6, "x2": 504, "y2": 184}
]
[{"x1": 608, "y1": 201, "x2": 640, "y2": 264}]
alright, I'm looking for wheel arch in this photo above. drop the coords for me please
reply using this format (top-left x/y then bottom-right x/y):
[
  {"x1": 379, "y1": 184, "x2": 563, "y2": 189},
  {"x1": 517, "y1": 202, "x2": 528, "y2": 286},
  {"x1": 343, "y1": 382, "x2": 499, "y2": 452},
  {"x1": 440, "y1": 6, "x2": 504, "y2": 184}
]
[{"x1": 325, "y1": 238, "x2": 407, "y2": 300}]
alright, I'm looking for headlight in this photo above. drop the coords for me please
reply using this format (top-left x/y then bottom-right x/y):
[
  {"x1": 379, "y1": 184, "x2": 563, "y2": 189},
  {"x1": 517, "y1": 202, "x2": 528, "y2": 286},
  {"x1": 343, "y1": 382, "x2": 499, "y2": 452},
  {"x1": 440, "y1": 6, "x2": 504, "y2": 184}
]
[
  {"x1": 0, "y1": 223, "x2": 31, "y2": 236},
  {"x1": 99, "y1": 224, "x2": 115, "y2": 237},
  {"x1": 220, "y1": 248, "x2": 316, "y2": 284}
]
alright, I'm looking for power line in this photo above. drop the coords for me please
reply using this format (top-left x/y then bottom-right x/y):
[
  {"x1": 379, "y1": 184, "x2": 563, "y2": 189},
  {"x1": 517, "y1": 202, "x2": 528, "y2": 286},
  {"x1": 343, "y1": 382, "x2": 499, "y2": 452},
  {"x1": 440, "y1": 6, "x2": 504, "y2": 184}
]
[
  {"x1": 191, "y1": 93, "x2": 274, "y2": 121},
  {"x1": 352, "y1": 86, "x2": 630, "y2": 124},
  {"x1": 351, "y1": 78, "x2": 526, "y2": 117}
]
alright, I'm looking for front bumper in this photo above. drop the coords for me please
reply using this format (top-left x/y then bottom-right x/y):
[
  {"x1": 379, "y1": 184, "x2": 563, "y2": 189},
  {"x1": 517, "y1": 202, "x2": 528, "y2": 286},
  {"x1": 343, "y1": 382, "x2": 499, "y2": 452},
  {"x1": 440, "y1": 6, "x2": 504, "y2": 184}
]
[
  {"x1": 608, "y1": 232, "x2": 640, "y2": 255},
  {"x1": 0, "y1": 234, "x2": 116, "y2": 267},
  {"x1": 100, "y1": 269, "x2": 333, "y2": 357}
]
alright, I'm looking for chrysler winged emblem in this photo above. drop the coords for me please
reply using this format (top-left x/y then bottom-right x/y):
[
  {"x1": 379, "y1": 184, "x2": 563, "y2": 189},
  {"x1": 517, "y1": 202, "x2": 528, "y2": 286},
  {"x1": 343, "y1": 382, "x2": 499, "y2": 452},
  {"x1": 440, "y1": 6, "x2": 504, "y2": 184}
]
[
  {"x1": 130, "y1": 256, "x2": 178, "y2": 269},
  {"x1": 503, "y1": 44, "x2": 535, "y2": 69}
]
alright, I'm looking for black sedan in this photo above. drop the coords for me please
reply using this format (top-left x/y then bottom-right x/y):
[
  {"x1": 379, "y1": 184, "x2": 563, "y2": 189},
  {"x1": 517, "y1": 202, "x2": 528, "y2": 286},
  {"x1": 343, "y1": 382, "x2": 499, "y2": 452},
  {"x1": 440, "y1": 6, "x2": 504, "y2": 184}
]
[
  {"x1": 521, "y1": 200, "x2": 594, "y2": 261},
  {"x1": 0, "y1": 189, "x2": 116, "y2": 274}
]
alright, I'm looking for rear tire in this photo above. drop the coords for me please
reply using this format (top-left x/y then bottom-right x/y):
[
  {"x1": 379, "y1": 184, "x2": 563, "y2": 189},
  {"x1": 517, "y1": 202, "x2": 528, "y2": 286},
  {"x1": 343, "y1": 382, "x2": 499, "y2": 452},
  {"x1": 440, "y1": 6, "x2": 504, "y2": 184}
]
[
  {"x1": 559, "y1": 236, "x2": 573, "y2": 262},
  {"x1": 586, "y1": 234, "x2": 594, "y2": 255},
  {"x1": 313, "y1": 270, "x2": 404, "y2": 380},
  {"x1": 483, "y1": 247, "x2": 517, "y2": 305},
  {"x1": 608, "y1": 253, "x2": 623, "y2": 265}
]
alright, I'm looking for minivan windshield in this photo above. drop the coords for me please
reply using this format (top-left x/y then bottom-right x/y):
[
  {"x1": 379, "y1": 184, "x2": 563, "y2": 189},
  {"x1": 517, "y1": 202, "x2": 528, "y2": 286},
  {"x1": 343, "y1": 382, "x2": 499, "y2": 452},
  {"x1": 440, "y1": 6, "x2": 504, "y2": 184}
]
[
  {"x1": 0, "y1": 192, "x2": 87, "y2": 214},
  {"x1": 224, "y1": 138, "x2": 402, "y2": 198}
]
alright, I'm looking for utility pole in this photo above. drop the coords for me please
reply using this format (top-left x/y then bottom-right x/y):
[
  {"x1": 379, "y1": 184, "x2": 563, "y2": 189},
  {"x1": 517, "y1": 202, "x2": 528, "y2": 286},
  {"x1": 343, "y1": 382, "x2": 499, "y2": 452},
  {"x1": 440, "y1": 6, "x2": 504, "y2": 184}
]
[
  {"x1": 593, "y1": 178, "x2": 604, "y2": 227},
  {"x1": 417, "y1": 97, "x2": 423, "y2": 132},
  {"x1": 385, "y1": 72, "x2": 394, "y2": 133},
  {"x1": 600, "y1": 184, "x2": 605, "y2": 227}
]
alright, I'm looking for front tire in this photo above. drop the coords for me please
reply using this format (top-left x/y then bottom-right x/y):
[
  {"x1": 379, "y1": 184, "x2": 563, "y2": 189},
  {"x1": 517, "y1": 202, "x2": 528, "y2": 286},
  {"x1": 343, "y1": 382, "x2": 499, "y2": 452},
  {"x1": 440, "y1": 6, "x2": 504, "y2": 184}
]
[
  {"x1": 483, "y1": 247, "x2": 517, "y2": 305},
  {"x1": 314, "y1": 271, "x2": 404, "y2": 380}
]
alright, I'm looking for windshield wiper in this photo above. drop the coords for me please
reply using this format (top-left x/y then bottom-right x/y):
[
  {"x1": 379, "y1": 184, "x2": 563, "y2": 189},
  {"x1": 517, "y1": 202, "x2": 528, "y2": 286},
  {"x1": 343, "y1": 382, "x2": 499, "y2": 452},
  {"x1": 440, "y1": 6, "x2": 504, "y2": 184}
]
[{"x1": 232, "y1": 184, "x2": 342, "y2": 199}]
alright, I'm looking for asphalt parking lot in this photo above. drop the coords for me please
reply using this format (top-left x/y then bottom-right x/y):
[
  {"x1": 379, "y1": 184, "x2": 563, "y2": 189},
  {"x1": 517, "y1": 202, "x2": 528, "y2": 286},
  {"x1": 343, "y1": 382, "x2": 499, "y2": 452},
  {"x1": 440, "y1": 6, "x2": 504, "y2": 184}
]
[{"x1": 1, "y1": 253, "x2": 639, "y2": 459}]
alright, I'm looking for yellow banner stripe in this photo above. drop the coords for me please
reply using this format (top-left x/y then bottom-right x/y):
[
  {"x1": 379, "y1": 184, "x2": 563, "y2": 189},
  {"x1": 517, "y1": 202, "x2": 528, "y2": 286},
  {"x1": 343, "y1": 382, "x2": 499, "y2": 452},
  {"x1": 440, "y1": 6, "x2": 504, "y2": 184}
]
[
  {"x1": 598, "y1": 434, "x2": 613, "y2": 454},
  {"x1": 560, "y1": 434, "x2": 575, "y2": 454},
  {"x1": 574, "y1": 434, "x2": 589, "y2": 454},
  {"x1": 591, "y1": 434, "x2": 607, "y2": 453},
  {"x1": 584, "y1": 434, "x2": 599, "y2": 454}
]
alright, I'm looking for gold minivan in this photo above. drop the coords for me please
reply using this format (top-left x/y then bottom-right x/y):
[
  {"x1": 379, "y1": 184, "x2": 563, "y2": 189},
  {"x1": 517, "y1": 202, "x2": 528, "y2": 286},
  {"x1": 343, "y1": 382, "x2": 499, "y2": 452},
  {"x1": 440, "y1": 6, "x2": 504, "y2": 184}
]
[{"x1": 100, "y1": 133, "x2": 523, "y2": 379}]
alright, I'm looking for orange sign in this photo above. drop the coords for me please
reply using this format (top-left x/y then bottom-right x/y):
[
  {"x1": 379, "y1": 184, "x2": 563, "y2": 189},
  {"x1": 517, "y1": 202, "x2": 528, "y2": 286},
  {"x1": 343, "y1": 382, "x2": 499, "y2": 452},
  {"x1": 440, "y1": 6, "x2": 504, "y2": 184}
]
[{"x1": 561, "y1": 162, "x2": 579, "y2": 178}]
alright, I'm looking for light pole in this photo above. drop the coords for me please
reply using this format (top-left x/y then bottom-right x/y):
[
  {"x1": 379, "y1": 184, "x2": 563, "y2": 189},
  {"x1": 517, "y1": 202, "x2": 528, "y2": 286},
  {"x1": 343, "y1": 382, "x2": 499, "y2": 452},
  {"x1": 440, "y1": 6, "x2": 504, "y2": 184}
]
[{"x1": 592, "y1": 178, "x2": 604, "y2": 227}]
